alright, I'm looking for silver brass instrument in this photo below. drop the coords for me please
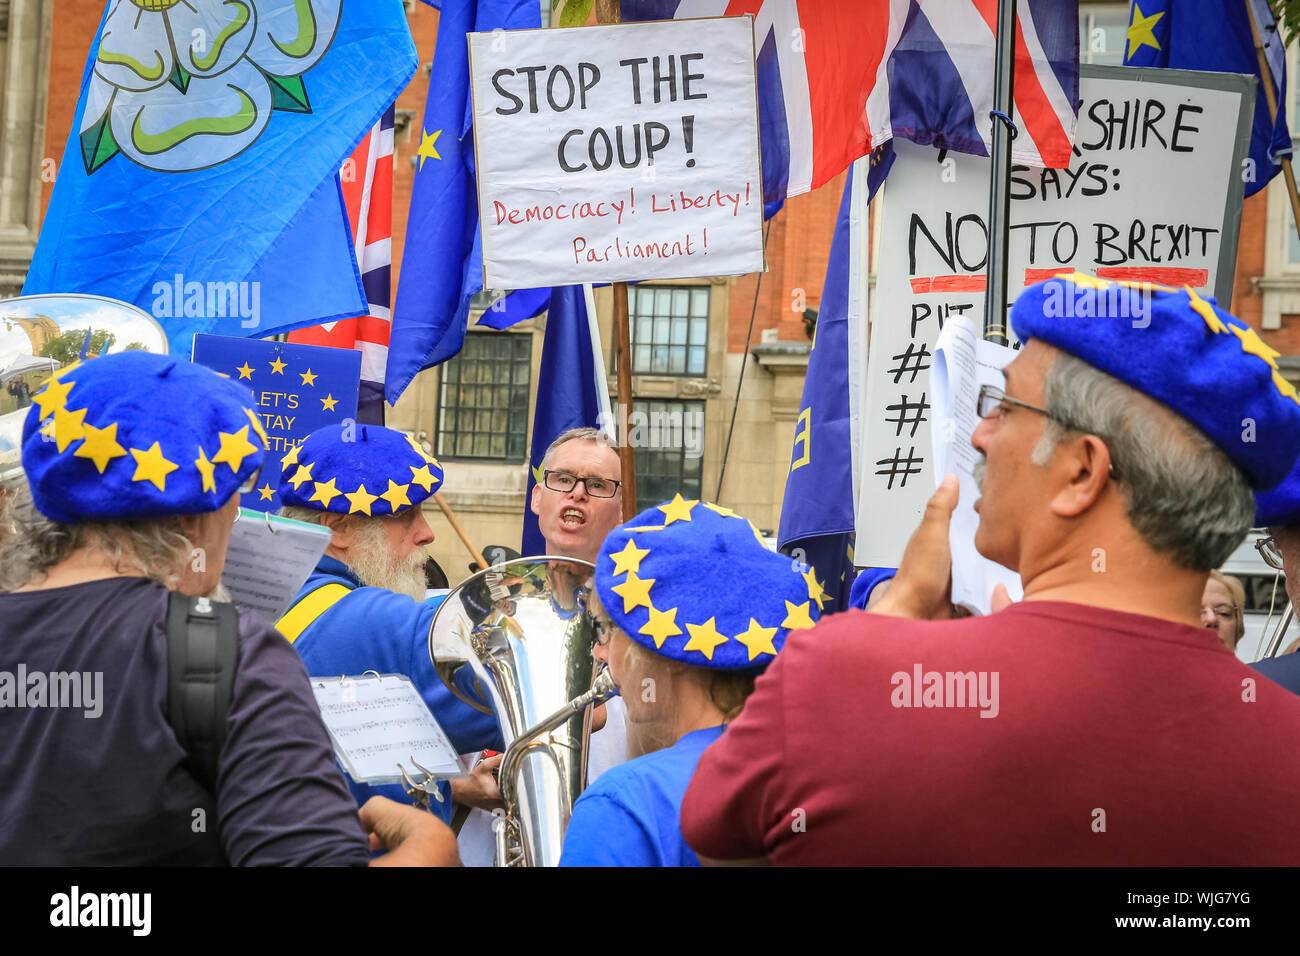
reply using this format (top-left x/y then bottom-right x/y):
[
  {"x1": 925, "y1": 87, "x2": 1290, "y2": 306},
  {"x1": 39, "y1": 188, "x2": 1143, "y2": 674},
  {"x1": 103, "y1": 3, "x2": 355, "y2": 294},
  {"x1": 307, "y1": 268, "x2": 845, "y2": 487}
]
[{"x1": 428, "y1": 557, "x2": 615, "y2": 866}]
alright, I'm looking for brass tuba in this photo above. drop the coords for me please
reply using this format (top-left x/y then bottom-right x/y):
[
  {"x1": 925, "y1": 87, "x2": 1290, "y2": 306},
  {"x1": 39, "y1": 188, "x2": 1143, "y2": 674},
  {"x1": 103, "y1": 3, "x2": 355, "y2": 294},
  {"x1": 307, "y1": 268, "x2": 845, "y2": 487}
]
[{"x1": 428, "y1": 557, "x2": 614, "y2": 866}]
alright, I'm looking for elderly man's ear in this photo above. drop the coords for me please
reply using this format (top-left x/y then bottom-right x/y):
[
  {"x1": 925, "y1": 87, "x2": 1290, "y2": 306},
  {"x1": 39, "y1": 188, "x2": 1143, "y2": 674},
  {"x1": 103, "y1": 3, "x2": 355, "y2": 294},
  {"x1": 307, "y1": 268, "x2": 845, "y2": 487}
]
[{"x1": 320, "y1": 511, "x2": 356, "y2": 551}]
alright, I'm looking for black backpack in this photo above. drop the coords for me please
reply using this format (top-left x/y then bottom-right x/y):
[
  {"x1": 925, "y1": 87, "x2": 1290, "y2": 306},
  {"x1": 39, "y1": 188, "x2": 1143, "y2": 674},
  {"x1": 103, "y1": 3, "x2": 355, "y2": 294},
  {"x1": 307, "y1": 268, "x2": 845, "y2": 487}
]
[{"x1": 165, "y1": 592, "x2": 239, "y2": 794}]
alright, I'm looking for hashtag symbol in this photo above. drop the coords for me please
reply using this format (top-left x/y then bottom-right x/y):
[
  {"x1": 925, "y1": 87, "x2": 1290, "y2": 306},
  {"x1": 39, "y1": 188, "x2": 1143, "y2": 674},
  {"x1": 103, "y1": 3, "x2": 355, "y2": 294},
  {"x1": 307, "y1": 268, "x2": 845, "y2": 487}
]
[
  {"x1": 884, "y1": 393, "x2": 929, "y2": 438},
  {"x1": 888, "y1": 342, "x2": 931, "y2": 384},
  {"x1": 875, "y1": 447, "x2": 924, "y2": 490}
]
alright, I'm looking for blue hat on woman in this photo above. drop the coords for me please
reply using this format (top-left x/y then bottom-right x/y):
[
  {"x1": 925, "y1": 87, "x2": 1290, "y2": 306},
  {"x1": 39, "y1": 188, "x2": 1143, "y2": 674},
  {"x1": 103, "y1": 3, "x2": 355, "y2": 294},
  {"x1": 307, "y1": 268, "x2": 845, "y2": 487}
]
[{"x1": 595, "y1": 495, "x2": 823, "y2": 671}]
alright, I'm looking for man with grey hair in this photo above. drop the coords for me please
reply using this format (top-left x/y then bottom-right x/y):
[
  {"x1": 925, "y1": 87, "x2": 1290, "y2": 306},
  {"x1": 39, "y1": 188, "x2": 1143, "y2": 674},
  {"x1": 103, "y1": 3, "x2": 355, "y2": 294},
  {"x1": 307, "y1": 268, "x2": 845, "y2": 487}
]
[{"x1": 682, "y1": 276, "x2": 1300, "y2": 865}]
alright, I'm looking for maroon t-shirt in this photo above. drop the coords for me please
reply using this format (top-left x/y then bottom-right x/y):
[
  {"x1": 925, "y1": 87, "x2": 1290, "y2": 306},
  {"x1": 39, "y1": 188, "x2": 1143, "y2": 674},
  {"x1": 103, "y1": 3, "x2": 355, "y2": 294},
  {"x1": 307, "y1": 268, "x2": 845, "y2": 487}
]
[{"x1": 681, "y1": 602, "x2": 1300, "y2": 865}]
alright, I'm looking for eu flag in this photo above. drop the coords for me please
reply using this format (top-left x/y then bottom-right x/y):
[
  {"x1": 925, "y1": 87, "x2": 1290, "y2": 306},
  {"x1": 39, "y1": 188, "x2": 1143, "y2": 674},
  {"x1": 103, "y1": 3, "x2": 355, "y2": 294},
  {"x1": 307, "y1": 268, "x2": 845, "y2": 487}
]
[
  {"x1": 777, "y1": 146, "x2": 893, "y2": 613},
  {"x1": 1124, "y1": 0, "x2": 1291, "y2": 197},
  {"x1": 24, "y1": 0, "x2": 417, "y2": 352},
  {"x1": 385, "y1": 0, "x2": 541, "y2": 404},
  {"x1": 521, "y1": 285, "x2": 611, "y2": 557}
]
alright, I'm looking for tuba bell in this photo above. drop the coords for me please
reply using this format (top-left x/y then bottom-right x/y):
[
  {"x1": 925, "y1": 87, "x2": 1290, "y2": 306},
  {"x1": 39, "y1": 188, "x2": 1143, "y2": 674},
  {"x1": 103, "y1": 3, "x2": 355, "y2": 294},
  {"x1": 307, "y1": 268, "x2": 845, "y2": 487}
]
[{"x1": 428, "y1": 556, "x2": 615, "y2": 866}]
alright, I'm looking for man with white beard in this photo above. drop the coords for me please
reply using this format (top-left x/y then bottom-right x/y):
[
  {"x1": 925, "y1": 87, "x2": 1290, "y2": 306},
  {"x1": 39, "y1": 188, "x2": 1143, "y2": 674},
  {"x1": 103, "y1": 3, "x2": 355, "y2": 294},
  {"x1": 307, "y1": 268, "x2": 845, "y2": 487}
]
[{"x1": 276, "y1": 422, "x2": 504, "y2": 821}]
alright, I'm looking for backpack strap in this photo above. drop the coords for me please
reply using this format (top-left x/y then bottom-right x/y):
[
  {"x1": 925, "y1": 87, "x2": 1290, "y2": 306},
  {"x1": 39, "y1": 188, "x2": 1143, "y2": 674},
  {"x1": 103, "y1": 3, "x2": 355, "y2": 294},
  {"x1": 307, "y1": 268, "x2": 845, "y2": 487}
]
[{"x1": 165, "y1": 592, "x2": 239, "y2": 795}]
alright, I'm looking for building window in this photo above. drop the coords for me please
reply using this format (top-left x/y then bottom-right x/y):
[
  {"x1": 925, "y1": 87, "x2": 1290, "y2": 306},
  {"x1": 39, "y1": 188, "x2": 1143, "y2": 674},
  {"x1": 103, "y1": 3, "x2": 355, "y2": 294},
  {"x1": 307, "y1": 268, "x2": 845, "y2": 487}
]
[
  {"x1": 624, "y1": 285, "x2": 710, "y2": 376},
  {"x1": 1078, "y1": 3, "x2": 1131, "y2": 67},
  {"x1": 631, "y1": 398, "x2": 705, "y2": 511},
  {"x1": 436, "y1": 333, "x2": 531, "y2": 460}
]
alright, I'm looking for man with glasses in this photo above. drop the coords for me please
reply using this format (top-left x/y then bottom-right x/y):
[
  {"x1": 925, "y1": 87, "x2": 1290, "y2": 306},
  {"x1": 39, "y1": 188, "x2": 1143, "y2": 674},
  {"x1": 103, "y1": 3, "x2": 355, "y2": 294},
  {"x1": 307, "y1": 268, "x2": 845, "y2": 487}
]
[
  {"x1": 682, "y1": 275, "x2": 1300, "y2": 865},
  {"x1": 1251, "y1": 460, "x2": 1300, "y2": 691},
  {"x1": 529, "y1": 426, "x2": 630, "y2": 777}
]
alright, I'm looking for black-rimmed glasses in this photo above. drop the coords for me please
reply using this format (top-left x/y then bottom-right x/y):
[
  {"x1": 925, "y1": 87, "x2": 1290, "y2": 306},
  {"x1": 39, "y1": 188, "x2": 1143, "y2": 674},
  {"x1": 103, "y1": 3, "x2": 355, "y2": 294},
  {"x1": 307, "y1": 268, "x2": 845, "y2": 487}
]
[
  {"x1": 976, "y1": 384, "x2": 1119, "y2": 480},
  {"x1": 1256, "y1": 535, "x2": 1284, "y2": 572},
  {"x1": 543, "y1": 470, "x2": 621, "y2": 498}
]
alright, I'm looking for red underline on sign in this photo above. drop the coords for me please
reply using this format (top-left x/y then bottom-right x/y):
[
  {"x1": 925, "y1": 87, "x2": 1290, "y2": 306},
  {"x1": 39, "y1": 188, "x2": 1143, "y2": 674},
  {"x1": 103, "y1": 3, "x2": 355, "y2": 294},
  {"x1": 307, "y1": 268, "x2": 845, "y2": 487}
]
[
  {"x1": 1023, "y1": 267, "x2": 1073, "y2": 284},
  {"x1": 909, "y1": 274, "x2": 987, "y2": 293},
  {"x1": 1095, "y1": 266, "x2": 1209, "y2": 287}
]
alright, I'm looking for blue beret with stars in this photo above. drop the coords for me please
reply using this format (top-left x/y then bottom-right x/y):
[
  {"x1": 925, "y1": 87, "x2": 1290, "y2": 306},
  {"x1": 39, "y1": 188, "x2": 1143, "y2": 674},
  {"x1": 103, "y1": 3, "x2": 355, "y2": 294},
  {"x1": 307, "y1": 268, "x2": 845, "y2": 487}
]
[
  {"x1": 278, "y1": 423, "x2": 443, "y2": 516},
  {"x1": 21, "y1": 351, "x2": 266, "y2": 523},
  {"x1": 1256, "y1": 455, "x2": 1300, "y2": 527},
  {"x1": 1012, "y1": 273, "x2": 1300, "y2": 491},
  {"x1": 594, "y1": 494, "x2": 824, "y2": 672}
]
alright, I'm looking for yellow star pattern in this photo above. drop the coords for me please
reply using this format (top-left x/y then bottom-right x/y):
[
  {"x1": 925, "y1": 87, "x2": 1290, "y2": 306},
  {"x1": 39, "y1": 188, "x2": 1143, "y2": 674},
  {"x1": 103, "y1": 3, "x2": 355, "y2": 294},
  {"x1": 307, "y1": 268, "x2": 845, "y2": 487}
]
[
  {"x1": 73, "y1": 421, "x2": 126, "y2": 473},
  {"x1": 50, "y1": 405, "x2": 88, "y2": 453},
  {"x1": 257, "y1": 484, "x2": 275, "y2": 502},
  {"x1": 417, "y1": 128, "x2": 442, "y2": 171},
  {"x1": 281, "y1": 443, "x2": 302, "y2": 470},
  {"x1": 1061, "y1": 270, "x2": 1110, "y2": 291},
  {"x1": 611, "y1": 572, "x2": 655, "y2": 613},
  {"x1": 1230, "y1": 323, "x2": 1281, "y2": 369},
  {"x1": 380, "y1": 479, "x2": 412, "y2": 511},
  {"x1": 130, "y1": 442, "x2": 179, "y2": 492},
  {"x1": 657, "y1": 493, "x2": 698, "y2": 525},
  {"x1": 1274, "y1": 370, "x2": 1300, "y2": 406},
  {"x1": 244, "y1": 408, "x2": 270, "y2": 448},
  {"x1": 748, "y1": 519, "x2": 769, "y2": 548},
  {"x1": 735, "y1": 618, "x2": 778, "y2": 661},
  {"x1": 268, "y1": 356, "x2": 287, "y2": 375},
  {"x1": 193, "y1": 445, "x2": 217, "y2": 493},
  {"x1": 682, "y1": 617, "x2": 729, "y2": 660},
  {"x1": 639, "y1": 605, "x2": 682, "y2": 648},
  {"x1": 626, "y1": 524, "x2": 666, "y2": 533},
  {"x1": 32, "y1": 376, "x2": 74, "y2": 420},
  {"x1": 320, "y1": 394, "x2": 339, "y2": 412},
  {"x1": 609, "y1": 539, "x2": 651, "y2": 576},
  {"x1": 1125, "y1": 2, "x2": 1164, "y2": 60},
  {"x1": 531, "y1": 462, "x2": 545, "y2": 485},
  {"x1": 802, "y1": 567, "x2": 827, "y2": 610},
  {"x1": 212, "y1": 425, "x2": 259, "y2": 473},
  {"x1": 235, "y1": 362, "x2": 255, "y2": 381},
  {"x1": 287, "y1": 462, "x2": 315, "y2": 490},
  {"x1": 299, "y1": 368, "x2": 318, "y2": 387},
  {"x1": 782, "y1": 600, "x2": 817, "y2": 631},
  {"x1": 310, "y1": 477, "x2": 342, "y2": 508},
  {"x1": 702, "y1": 502, "x2": 736, "y2": 518},
  {"x1": 346, "y1": 483, "x2": 379, "y2": 515},
  {"x1": 409, "y1": 464, "x2": 439, "y2": 493},
  {"x1": 1186, "y1": 287, "x2": 1227, "y2": 335}
]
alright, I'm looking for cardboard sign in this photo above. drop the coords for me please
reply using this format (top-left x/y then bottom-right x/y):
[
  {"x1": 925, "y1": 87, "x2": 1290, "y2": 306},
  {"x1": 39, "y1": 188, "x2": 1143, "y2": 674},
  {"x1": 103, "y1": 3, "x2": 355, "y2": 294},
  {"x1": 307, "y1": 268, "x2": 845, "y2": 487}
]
[
  {"x1": 468, "y1": 16, "x2": 765, "y2": 287},
  {"x1": 856, "y1": 65, "x2": 1253, "y2": 568},
  {"x1": 192, "y1": 334, "x2": 361, "y2": 512}
]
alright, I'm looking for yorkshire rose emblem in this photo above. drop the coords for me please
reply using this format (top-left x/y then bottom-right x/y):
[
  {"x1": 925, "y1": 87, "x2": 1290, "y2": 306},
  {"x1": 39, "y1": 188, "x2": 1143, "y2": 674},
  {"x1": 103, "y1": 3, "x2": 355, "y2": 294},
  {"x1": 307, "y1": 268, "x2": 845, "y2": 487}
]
[{"x1": 80, "y1": 0, "x2": 342, "y2": 174}]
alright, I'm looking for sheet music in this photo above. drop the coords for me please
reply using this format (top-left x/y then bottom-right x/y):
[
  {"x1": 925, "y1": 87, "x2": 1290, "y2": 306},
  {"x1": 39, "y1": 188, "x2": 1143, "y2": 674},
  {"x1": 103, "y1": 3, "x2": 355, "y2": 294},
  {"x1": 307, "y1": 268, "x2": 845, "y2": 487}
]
[
  {"x1": 931, "y1": 315, "x2": 1025, "y2": 616},
  {"x1": 221, "y1": 508, "x2": 332, "y2": 620},
  {"x1": 312, "y1": 674, "x2": 464, "y2": 785}
]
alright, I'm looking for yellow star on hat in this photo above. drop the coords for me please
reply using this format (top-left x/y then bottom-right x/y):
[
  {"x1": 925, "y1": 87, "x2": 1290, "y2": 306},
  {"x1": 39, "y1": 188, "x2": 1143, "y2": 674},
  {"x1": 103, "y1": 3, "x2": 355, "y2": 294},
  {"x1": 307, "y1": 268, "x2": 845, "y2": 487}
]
[
  {"x1": 287, "y1": 462, "x2": 315, "y2": 490},
  {"x1": 244, "y1": 408, "x2": 270, "y2": 448},
  {"x1": 379, "y1": 479, "x2": 412, "y2": 511},
  {"x1": 609, "y1": 539, "x2": 651, "y2": 576},
  {"x1": 1230, "y1": 323, "x2": 1281, "y2": 369},
  {"x1": 658, "y1": 493, "x2": 698, "y2": 525},
  {"x1": 640, "y1": 605, "x2": 682, "y2": 648},
  {"x1": 612, "y1": 572, "x2": 655, "y2": 612},
  {"x1": 1274, "y1": 370, "x2": 1300, "y2": 406},
  {"x1": 130, "y1": 442, "x2": 179, "y2": 492},
  {"x1": 1186, "y1": 287, "x2": 1228, "y2": 335},
  {"x1": 281, "y1": 443, "x2": 302, "y2": 469},
  {"x1": 781, "y1": 600, "x2": 817, "y2": 631},
  {"x1": 409, "y1": 464, "x2": 438, "y2": 492},
  {"x1": 735, "y1": 618, "x2": 778, "y2": 661},
  {"x1": 50, "y1": 405, "x2": 88, "y2": 453},
  {"x1": 702, "y1": 502, "x2": 736, "y2": 518},
  {"x1": 193, "y1": 445, "x2": 217, "y2": 494},
  {"x1": 73, "y1": 421, "x2": 127, "y2": 474},
  {"x1": 802, "y1": 568, "x2": 827, "y2": 610},
  {"x1": 683, "y1": 617, "x2": 729, "y2": 660},
  {"x1": 212, "y1": 425, "x2": 259, "y2": 473},
  {"x1": 309, "y1": 476, "x2": 341, "y2": 508},
  {"x1": 346, "y1": 483, "x2": 379, "y2": 515},
  {"x1": 32, "y1": 375, "x2": 74, "y2": 420}
]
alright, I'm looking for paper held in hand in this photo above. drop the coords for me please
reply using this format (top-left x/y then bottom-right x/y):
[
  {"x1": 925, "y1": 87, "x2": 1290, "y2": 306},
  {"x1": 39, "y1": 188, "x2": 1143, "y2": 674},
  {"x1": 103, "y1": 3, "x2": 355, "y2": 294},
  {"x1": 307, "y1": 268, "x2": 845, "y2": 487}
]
[
  {"x1": 220, "y1": 508, "x2": 332, "y2": 620},
  {"x1": 930, "y1": 316, "x2": 1025, "y2": 615},
  {"x1": 312, "y1": 673, "x2": 464, "y2": 786}
]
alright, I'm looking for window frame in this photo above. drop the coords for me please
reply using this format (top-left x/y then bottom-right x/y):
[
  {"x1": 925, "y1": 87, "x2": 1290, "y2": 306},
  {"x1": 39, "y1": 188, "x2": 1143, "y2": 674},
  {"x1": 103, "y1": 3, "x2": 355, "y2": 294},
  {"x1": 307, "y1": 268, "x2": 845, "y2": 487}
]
[
  {"x1": 614, "y1": 284, "x2": 712, "y2": 379},
  {"x1": 434, "y1": 330, "x2": 533, "y2": 462},
  {"x1": 630, "y1": 397, "x2": 707, "y2": 513}
]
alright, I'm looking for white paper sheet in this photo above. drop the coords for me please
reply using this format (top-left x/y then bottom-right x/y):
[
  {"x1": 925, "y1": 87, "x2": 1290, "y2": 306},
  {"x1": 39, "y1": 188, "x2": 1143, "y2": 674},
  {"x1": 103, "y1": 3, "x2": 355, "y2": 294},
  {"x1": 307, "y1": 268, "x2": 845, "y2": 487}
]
[
  {"x1": 931, "y1": 315, "x2": 1025, "y2": 615},
  {"x1": 220, "y1": 508, "x2": 332, "y2": 620}
]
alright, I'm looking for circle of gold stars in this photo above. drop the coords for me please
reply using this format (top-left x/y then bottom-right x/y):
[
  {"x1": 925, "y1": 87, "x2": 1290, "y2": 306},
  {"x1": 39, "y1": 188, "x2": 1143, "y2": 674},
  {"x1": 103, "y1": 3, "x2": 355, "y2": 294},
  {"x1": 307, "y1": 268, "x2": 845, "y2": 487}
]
[
  {"x1": 282, "y1": 431, "x2": 445, "y2": 515},
  {"x1": 602, "y1": 494, "x2": 821, "y2": 663}
]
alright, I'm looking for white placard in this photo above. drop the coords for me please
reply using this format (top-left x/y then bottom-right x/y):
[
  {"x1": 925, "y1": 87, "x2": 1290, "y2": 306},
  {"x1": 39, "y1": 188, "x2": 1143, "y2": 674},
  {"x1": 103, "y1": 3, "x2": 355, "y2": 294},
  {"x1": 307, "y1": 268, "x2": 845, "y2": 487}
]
[
  {"x1": 312, "y1": 674, "x2": 464, "y2": 786},
  {"x1": 469, "y1": 17, "x2": 765, "y2": 287},
  {"x1": 856, "y1": 66, "x2": 1253, "y2": 567},
  {"x1": 221, "y1": 508, "x2": 332, "y2": 620}
]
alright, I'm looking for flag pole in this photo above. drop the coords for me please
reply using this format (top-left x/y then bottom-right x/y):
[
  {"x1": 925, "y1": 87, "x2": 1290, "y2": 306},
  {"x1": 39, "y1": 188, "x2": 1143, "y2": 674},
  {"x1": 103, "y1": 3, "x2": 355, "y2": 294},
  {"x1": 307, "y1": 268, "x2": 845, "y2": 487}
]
[
  {"x1": 982, "y1": 0, "x2": 1017, "y2": 346},
  {"x1": 1245, "y1": 0, "x2": 1300, "y2": 246},
  {"x1": 596, "y1": 0, "x2": 639, "y2": 519},
  {"x1": 432, "y1": 490, "x2": 488, "y2": 571}
]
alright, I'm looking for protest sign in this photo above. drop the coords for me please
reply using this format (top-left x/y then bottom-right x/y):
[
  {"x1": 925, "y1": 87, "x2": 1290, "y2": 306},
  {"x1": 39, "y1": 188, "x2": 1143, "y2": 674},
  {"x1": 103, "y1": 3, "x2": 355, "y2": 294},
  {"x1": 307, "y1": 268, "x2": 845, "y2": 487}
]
[
  {"x1": 856, "y1": 65, "x2": 1253, "y2": 569},
  {"x1": 192, "y1": 334, "x2": 361, "y2": 512},
  {"x1": 468, "y1": 16, "x2": 764, "y2": 288}
]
